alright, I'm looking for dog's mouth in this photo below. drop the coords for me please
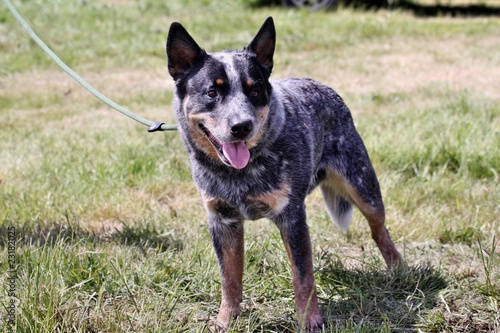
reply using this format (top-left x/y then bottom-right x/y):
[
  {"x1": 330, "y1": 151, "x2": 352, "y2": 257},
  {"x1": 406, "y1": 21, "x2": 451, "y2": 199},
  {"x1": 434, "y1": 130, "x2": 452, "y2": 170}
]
[{"x1": 198, "y1": 124, "x2": 250, "y2": 169}]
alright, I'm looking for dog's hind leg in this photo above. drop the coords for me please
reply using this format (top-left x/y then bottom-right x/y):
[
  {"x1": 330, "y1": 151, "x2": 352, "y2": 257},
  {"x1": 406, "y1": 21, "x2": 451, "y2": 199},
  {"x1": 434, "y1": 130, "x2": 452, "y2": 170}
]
[
  {"x1": 358, "y1": 201, "x2": 402, "y2": 269},
  {"x1": 321, "y1": 169, "x2": 403, "y2": 268}
]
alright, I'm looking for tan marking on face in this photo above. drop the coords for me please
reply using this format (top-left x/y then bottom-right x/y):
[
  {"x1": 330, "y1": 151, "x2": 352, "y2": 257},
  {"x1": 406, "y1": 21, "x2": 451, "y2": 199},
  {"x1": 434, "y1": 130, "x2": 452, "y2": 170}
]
[
  {"x1": 215, "y1": 78, "x2": 224, "y2": 86},
  {"x1": 187, "y1": 113, "x2": 220, "y2": 162},
  {"x1": 246, "y1": 79, "x2": 254, "y2": 87},
  {"x1": 248, "y1": 178, "x2": 290, "y2": 214},
  {"x1": 246, "y1": 106, "x2": 269, "y2": 149},
  {"x1": 183, "y1": 96, "x2": 221, "y2": 161},
  {"x1": 182, "y1": 95, "x2": 190, "y2": 118}
]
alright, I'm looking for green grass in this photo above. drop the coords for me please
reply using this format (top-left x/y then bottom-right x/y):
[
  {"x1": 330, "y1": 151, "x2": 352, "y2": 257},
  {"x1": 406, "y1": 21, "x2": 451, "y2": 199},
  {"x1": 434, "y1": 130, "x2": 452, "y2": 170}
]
[{"x1": 1, "y1": 0, "x2": 499, "y2": 332}]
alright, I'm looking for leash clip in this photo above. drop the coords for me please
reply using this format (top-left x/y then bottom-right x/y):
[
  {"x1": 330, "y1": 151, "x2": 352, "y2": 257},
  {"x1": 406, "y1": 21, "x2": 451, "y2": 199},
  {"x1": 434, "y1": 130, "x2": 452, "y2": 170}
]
[{"x1": 147, "y1": 122, "x2": 166, "y2": 133}]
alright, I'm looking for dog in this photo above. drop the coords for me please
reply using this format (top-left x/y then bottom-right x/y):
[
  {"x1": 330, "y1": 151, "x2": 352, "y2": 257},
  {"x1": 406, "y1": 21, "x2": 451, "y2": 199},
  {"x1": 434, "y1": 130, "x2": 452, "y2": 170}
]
[{"x1": 166, "y1": 17, "x2": 402, "y2": 331}]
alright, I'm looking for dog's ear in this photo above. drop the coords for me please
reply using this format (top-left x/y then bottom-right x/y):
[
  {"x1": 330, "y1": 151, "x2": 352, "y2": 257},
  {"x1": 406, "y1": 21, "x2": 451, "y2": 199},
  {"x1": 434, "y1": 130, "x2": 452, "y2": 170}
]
[
  {"x1": 166, "y1": 22, "x2": 204, "y2": 80},
  {"x1": 246, "y1": 17, "x2": 276, "y2": 75}
]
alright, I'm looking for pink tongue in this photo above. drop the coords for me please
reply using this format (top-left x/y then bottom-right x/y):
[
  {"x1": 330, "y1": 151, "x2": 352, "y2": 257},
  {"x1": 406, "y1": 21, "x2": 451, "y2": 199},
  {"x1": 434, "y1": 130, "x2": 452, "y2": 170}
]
[{"x1": 222, "y1": 142, "x2": 250, "y2": 169}]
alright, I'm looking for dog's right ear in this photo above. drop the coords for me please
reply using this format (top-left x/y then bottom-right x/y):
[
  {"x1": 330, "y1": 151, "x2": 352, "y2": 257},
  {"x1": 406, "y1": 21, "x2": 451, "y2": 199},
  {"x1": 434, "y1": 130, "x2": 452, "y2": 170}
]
[{"x1": 166, "y1": 22, "x2": 204, "y2": 80}]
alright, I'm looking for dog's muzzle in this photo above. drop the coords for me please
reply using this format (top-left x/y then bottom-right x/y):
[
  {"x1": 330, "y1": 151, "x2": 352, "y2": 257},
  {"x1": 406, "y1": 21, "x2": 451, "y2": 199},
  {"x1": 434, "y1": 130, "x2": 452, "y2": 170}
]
[{"x1": 198, "y1": 123, "x2": 251, "y2": 169}]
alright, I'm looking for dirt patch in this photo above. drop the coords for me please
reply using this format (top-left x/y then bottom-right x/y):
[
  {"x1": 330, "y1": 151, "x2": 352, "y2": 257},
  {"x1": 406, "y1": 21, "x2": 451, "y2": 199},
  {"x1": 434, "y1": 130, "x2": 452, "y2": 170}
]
[
  {"x1": 85, "y1": 219, "x2": 124, "y2": 235},
  {"x1": 373, "y1": 37, "x2": 499, "y2": 99},
  {"x1": 4, "y1": 33, "x2": 499, "y2": 105},
  {"x1": 1, "y1": 68, "x2": 173, "y2": 102},
  {"x1": 1, "y1": 68, "x2": 176, "y2": 131},
  {"x1": 279, "y1": 35, "x2": 500, "y2": 101}
]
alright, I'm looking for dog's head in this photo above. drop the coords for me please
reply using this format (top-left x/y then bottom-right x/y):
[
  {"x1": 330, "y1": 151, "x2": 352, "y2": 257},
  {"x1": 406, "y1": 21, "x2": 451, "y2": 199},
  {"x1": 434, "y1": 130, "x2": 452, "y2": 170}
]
[{"x1": 166, "y1": 17, "x2": 276, "y2": 169}]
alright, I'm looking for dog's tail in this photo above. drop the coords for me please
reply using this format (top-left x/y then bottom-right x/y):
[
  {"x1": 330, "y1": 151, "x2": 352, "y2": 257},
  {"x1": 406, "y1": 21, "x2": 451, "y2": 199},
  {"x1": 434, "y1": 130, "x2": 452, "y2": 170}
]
[{"x1": 320, "y1": 184, "x2": 353, "y2": 231}]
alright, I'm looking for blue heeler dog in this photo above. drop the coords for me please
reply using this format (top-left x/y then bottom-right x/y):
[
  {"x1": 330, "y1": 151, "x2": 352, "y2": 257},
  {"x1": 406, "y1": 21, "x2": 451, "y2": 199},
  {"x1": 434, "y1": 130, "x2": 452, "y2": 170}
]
[{"x1": 166, "y1": 17, "x2": 403, "y2": 331}]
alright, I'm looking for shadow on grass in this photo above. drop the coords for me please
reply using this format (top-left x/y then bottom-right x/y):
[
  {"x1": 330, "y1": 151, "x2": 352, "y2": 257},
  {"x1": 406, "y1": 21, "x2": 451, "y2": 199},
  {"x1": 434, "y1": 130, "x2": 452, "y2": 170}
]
[
  {"x1": 340, "y1": 0, "x2": 500, "y2": 16},
  {"x1": 317, "y1": 259, "x2": 447, "y2": 331},
  {"x1": 1, "y1": 223, "x2": 448, "y2": 331},
  {"x1": 0, "y1": 220, "x2": 184, "y2": 252},
  {"x1": 250, "y1": 0, "x2": 500, "y2": 17},
  {"x1": 342, "y1": 0, "x2": 500, "y2": 16},
  {"x1": 396, "y1": 0, "x2": 500, "y2": 17},
  {"x1": 258, "y1": 321, "x2": 297, "y2": 333}
]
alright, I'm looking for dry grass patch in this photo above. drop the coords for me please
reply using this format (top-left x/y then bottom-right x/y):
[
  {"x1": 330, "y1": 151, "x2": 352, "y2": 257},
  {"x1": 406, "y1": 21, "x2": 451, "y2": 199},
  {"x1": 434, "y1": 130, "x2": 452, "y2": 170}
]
[{"x1": 1, "y1": 2, "x2": 499, "y2": 332}]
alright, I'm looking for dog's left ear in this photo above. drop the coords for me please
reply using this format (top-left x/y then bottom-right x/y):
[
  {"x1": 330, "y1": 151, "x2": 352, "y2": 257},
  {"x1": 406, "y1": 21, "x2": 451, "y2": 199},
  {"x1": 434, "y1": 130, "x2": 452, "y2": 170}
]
[{"x1": 246, "y1": 17, "x2": 276, "y2": 75}]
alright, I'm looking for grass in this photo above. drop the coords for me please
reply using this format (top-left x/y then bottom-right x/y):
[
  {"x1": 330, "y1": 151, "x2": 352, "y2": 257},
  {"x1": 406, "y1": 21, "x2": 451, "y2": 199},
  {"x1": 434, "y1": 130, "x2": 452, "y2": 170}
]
[{"x1": 1, "y1": 0, "x2": 499, "y2": 331}]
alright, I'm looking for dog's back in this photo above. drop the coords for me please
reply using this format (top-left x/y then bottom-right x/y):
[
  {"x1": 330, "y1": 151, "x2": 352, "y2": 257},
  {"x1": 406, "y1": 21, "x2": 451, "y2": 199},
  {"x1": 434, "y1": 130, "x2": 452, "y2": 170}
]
[{"x1": 262, "y1": 77, "x2": 380, "y2": 230}]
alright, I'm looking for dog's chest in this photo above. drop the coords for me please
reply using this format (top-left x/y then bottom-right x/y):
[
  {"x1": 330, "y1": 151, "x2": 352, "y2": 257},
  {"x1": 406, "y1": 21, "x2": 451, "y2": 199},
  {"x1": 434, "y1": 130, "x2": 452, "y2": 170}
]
[
  {"x1": 242, "y1": 183, "x2": 290, "y2": 219},
  {"x1": 201, "y1": 175, "x2": 291, "y2": 221}
]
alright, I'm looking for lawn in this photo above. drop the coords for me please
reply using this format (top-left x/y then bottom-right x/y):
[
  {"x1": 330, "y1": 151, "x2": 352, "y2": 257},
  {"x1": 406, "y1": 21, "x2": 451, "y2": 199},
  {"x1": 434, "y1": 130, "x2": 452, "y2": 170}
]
[{"x1": 0, "y1": 0, "x2": 499, "y2": 332}]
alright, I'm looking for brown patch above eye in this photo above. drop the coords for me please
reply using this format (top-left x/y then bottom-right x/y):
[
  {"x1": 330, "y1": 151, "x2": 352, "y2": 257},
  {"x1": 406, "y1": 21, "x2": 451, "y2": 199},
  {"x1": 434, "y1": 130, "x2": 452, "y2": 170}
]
[
  {"x1": 215, "y1": 78, "x2": 224, "y2": 86},
  {"x1": 246, "y1": 79, "x2": 254, "y2": 87}
]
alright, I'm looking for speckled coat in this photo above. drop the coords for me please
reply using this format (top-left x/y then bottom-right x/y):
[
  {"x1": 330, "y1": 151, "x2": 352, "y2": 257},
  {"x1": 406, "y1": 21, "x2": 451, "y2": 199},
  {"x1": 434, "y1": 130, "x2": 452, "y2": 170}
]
[{"x1": 166, "y1": 17, "x2": 402, "y2": 331}]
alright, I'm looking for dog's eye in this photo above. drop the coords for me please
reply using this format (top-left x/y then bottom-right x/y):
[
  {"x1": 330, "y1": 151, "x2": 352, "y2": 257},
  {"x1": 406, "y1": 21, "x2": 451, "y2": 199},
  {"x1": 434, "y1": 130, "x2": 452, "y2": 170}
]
[
  {"x1": 207, "y1": 90, "x2": 218, "y2": 98},
  {"x1": 250, "y1": 89, "x2": 260, "y2": 98}
]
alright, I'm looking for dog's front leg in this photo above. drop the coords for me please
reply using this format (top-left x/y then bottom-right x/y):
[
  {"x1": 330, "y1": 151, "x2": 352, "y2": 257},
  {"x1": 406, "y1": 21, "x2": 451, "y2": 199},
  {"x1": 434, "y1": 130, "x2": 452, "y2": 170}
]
[
  {"x1": 208, "y1": 214, "x2": 244, "y2": 330},
  {"x1": 276, "y1": 205, "x2": 323, "y2": 331}
]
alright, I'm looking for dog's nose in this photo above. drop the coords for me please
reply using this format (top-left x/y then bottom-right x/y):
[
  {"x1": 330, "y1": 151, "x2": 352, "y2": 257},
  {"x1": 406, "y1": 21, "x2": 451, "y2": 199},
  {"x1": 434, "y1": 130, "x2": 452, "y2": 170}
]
[{"x1": 230, "y1": 120, "x2": 253, "y2": 140}]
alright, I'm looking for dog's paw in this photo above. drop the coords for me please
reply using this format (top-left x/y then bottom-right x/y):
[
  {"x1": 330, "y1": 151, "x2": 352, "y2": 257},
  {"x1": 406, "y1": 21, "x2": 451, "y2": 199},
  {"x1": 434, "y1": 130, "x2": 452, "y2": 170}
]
[
  {"x1": 209, "y1": 306, "x2": 239, "y2": 332},
  {"x1": 208, "y1": 320, "x2": 227, "y2": 333},
  {"x1": 299, "y1": 313, "x2": 324, "y2": 332},
  {"x1": 386, "y1": 250, "x2": 405, "y2": 269}
]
